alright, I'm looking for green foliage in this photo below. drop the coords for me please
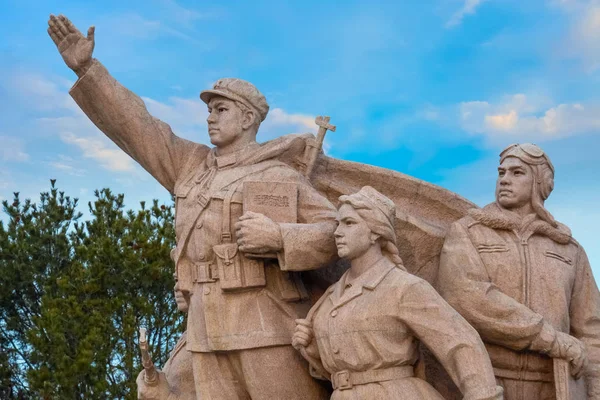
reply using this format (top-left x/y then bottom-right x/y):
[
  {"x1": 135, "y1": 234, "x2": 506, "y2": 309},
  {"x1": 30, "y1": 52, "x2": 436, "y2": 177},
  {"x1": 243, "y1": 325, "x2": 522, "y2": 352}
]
[{"x1": 0, "y1": 181, "x2": 182, "y2": 399}]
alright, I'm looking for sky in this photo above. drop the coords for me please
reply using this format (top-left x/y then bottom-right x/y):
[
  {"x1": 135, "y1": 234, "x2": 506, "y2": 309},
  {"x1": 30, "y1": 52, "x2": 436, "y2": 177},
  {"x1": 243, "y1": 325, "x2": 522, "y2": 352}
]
[{"x1": 1, "y1": 0, "x2": 599, "y2": 275}]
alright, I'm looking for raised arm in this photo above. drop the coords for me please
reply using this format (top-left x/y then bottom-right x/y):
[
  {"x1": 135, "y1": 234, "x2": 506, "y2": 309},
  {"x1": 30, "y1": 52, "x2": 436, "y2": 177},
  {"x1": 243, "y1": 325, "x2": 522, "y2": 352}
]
[
  {"x1": 398, "y1": 280, "x2": 503, "y2": 400},
  {"x1": 47, "y1": 14, "x2": 208, "y2": 193}
]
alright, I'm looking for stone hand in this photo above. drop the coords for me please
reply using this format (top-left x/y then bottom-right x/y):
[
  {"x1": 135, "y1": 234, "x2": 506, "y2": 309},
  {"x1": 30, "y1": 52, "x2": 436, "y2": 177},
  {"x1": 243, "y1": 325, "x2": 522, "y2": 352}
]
[
  {"x1": 293, "y1": 319, "x2": 319, "y2": 359},
  {"x1": 136, "y1": 369, "x2": 170, "y2": 400},
  {"x1": 549, "y1": 332, "x2": 588, "y2": 379},
  {"x1": 47, "y1": 14, "x2": 95, "y2": 76},
  {"x1": 293, "y1": 319, "x2": 313, "y2": 349},
  {"x1": 235, "y1": 211, "x2": 283, "y2": 254}
]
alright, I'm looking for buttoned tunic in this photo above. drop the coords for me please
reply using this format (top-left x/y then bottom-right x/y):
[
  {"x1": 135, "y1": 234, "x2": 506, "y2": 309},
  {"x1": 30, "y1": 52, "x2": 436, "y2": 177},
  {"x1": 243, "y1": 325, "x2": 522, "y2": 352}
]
[
  {"x1": 69, "y1": 60, "x2": 338, "y2": 353},
  {"x1": 175, "y1": 149, "x2": 338, "y2": 352},
  {"x1": 307, "y1": 257, "x2": 500, "y2": 400}
]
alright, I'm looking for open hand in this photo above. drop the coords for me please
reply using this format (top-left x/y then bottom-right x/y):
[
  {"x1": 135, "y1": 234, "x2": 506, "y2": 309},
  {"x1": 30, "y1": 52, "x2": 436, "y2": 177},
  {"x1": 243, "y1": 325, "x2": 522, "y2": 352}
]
[
  {"x1": 235, "y1": 211, "x2": 283, "y2": 254},
  {"x1": 47, "y1": 14, "x2": 95, "y2": 76}
]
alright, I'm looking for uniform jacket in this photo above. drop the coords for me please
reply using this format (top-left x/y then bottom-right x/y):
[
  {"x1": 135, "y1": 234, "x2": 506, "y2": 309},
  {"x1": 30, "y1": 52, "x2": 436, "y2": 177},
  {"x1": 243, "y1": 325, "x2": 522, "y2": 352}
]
[
  {"x1": 69, "y1": 60, "x2": 338, "y2": 352},
  {"x1": 437, "y1": 203, "x2": 600, "y2": 396},
  {"x1": 306, "y1": 257, "x2": 501, "y2": 400}
]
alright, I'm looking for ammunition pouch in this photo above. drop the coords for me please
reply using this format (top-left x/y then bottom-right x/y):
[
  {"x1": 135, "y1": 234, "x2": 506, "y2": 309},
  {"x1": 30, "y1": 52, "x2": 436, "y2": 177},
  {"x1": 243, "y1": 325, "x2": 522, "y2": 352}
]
[
  {"x1": 214, "y1": 242, "x2": 266, "y2": 291},
  {"x1": 215, "y1": 182, "x2": 267, "y2": 292}
]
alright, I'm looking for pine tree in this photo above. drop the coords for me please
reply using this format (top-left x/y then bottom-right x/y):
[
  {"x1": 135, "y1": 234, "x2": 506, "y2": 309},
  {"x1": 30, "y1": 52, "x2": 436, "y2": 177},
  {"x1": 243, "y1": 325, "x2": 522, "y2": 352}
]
[{"x1": 0, "y1": 181, "x2": 182, "y2": 399}]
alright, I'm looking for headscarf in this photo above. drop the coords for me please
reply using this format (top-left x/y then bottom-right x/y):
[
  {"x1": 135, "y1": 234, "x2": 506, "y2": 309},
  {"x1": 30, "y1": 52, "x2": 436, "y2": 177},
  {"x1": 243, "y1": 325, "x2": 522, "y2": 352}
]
[
  {"x1": 499, "y1": 143, "x2": 557, "y2": 227},
  {"x1": 338, "y1": 186, "x2": 405, "y2": 269}
]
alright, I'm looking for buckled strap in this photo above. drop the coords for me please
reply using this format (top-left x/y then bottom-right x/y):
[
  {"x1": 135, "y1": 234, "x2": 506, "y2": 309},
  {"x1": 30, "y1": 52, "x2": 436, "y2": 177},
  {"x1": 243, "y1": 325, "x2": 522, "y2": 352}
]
[
  {"x1": 192, "y1": 261, "x2": 218, "y2": 283},
  {"x1": 221, "y1": 182, "x2": 242, "y2": 243},
  {"x1": 331, "y1": 366, "x2": 414, "y2": 390}
]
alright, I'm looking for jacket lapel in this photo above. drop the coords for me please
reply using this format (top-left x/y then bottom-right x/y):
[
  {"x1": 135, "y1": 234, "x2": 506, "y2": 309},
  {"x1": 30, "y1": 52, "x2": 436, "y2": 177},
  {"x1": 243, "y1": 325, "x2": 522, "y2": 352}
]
[{"x1": 330, "y1": 258, "x2": 395, "y2": 310}]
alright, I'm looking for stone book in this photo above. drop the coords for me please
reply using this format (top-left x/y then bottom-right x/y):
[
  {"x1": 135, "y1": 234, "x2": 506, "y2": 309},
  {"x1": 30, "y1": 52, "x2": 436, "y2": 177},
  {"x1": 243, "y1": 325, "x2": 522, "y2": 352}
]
[{"x1": 243, "y1": 181, "x2": 298, "y2": 223}]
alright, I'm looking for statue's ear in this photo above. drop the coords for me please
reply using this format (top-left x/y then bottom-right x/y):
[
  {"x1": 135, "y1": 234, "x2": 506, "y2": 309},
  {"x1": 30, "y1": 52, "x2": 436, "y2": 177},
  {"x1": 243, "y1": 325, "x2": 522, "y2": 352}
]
[
  {"x1": 242, "y1": 110, "x2": 256, "y2": 131},
  {"x1": 370, "y1": 232, "x2": 381, "y2": 244}
]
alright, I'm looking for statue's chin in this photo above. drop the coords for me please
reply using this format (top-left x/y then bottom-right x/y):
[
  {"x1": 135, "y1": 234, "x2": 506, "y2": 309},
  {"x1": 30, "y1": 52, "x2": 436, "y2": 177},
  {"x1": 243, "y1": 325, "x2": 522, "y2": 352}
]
[{"x1": 336, "y1": 246, "x2": 349, "y2": 260}]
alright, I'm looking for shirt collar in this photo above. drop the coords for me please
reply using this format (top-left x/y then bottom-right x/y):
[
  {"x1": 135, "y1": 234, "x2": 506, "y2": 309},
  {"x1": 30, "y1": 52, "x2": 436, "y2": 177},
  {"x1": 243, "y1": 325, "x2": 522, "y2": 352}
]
[
  {"x1": 209, "y1": 142, "x2": 261, "y2": 169},
  {"x1": 329, "y1": 257, "x2": 396, "y2": 298}
]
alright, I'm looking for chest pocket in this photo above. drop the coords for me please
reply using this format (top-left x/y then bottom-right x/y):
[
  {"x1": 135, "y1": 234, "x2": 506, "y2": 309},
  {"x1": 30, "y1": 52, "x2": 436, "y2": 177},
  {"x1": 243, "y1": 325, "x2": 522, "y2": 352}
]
[
  {"x1": 544, "y1": 251, "x2": 573, "y2": 266},
  {"x1": 476, "y1": 243, "x2": 509, "y2": 253},
  {"x1": 476, "y1": 242, "x2": 522, "y2": 296}
]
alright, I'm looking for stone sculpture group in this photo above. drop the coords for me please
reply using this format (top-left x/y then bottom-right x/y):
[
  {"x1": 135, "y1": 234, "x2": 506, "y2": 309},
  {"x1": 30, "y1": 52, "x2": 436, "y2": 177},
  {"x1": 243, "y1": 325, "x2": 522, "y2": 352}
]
[{"x1": 47, "y1": 13, "x2": 600, "y2": 400}]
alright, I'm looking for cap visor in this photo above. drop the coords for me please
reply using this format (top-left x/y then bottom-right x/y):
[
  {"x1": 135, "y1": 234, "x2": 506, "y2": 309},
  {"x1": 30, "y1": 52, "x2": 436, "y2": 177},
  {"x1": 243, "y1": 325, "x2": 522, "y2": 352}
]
[{"x1": 200, "y1": 89, "x2": 238, "y2": 105}]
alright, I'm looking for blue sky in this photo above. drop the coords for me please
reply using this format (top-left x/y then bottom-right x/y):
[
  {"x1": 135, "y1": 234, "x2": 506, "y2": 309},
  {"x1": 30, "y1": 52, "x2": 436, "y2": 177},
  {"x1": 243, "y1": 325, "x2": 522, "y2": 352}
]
[{"x1": 1, "y1": 0, "x2": 599, "y2": 274}]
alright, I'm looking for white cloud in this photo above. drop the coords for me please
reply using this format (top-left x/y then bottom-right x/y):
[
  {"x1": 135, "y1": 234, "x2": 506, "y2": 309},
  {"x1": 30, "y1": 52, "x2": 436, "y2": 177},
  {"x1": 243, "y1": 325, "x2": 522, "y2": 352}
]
[
  {"x1": 485, "y1": 110, "x2": 519, "y2": 131},
  {"x1": 459, "y1": 94, "x2": 600, "y2": 142},
  {"x1": 5, "y1": 71, "x2": 78, "y2": 113},
  {"x1": 4, "y1": 70, "x2": 139, "y2": 173},
  {"x1": 98, "y1": 3, "x2": 219, "y2": 45},
  {"x1": 60, "y1": 133, "x2": 134, "y2": 172},
  {"x1": 47, "y1": 155, "x2": 86, "y2": 177},
  {"x1": 446, "y1": 0, "x2": 488, "y2": 28},
  {"x1": 263, "y1": 108, "x2": 316, "y2": 132},
  {"x1": 158, "y1": 0, "x2": 212, "y2": 27},
  {"x1": 142, "y1": 96, "x2": 208, "y2": 141},
  {"x1": 552, "y1": 0, "x2": 600, "y2": 71},
  {"x1": 417, "y1": 105, "x2": 441, "y2": 121},
  {"x1": 101, "y1": 13, "x2": 193, "y2": 41},
  {"x1": 572, "y1": 5, "x2": 600, "y2": 71},
  {"x1": 0, "y1": 136, "x2": 29, "y2": 162},
  {"x1": 37, "y1": 112, "x2": 138, "y2": 172}
]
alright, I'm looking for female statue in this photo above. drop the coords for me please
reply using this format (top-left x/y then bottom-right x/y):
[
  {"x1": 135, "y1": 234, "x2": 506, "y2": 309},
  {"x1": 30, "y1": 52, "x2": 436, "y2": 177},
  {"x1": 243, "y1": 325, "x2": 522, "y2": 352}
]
[{"x1": 292, "y1": 186, "x2": 503, "y2": 399}]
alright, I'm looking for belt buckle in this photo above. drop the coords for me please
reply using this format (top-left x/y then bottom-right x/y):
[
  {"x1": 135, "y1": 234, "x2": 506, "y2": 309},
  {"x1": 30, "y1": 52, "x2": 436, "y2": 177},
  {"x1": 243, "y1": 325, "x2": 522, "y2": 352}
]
[
  {"x1": 196, "y1": 193, "x2": 209, "y2": 208},
  {"x1": 193, "y1": 262, "x2": 216, "y2": 283},
  {"x1": 335, "y1": 370, "x2": 352, "y2": 390}
]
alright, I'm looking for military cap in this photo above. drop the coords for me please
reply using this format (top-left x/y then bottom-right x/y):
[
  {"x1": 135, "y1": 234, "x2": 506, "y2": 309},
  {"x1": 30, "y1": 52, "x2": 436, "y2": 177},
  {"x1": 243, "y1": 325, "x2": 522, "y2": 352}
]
[{"x1": 200, "y1": 78, "x2": 269, "y2": 122}]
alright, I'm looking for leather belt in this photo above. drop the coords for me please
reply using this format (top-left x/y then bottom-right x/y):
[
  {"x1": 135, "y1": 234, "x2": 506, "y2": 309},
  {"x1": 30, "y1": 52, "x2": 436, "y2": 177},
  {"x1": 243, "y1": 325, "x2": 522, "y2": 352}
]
[
  {"x1": 191, "y1": 261, "x2": 218, "y2": 283},
  {"x1": 331, "y1": 366, "x2": 414, "y2": 390}
]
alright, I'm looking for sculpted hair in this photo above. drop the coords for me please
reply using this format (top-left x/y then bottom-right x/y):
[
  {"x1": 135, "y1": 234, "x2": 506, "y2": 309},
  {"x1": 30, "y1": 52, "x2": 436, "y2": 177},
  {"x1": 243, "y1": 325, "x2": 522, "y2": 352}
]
[{"x1": 338, "y1": 194, "x2": 406, "y2": 270}]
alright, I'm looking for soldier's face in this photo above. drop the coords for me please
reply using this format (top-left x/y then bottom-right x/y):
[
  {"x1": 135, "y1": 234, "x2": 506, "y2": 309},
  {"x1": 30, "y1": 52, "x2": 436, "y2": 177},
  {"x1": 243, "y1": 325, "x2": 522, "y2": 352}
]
[
  {"x1": 496, "y1": 157, "x2": 534, "y2": 210},
  {"x1": 207, "y1": 97, "x2": 245, "y2": 148},
  {"x1": 174, "y1": 280, "x2": 189, "y2": 313},
  {"x1": 334, "y1": 204, "x2": 373, "y2": 260}
]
